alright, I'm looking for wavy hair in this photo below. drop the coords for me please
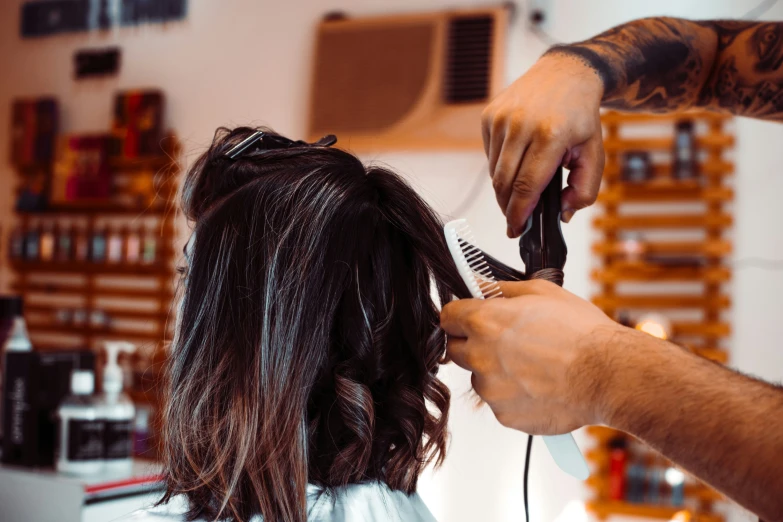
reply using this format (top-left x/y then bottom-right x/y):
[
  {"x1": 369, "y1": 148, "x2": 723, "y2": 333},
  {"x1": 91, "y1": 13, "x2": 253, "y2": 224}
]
[{"x1": 161, "y1": 127, "x2": 471, "y2": 521}]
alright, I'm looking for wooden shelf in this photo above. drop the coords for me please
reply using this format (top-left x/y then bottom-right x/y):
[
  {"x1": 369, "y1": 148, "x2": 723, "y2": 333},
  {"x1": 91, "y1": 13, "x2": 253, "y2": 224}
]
[
  {"x1": 26, "y1": 321, "x2": 166, "y2": 342},
  {"x1": 593, "y1": 294, "x2": 730, "y2": 311},
  {"x1": 584, "y1": 458, "x2": 723, "y2": 500},
  {"x1": 592, "y1": 263, "x2": 731, "y2": 283},
  {"x1": 25, "y1": 304, "x2": 168, "y2": 321},
  {"x1": 690, "y1": 346, "x2": 728, "y2": 364},
  {"x1": 603, "y1": 134, "x2": 734, "y2": 153},
  {"x1": 586, "y1": 426, "x2": 625, "y2": 442},
  {"x1": 598, "y1": 184, "x2": 733, "y2": 203},
  {"x1": 12, "y1": 281, "x2": 174, "y2": 299},
  {"x1": 17, "y1": 202, "x2": 171, "y2": 216},
  {"x1": 593, "y1": 240, "x2": 732, "y2": 257},
  {"x1": 108, "y1": 154, "x2": 175, "y2": 172},
  {"x1": 671, "y1": 321, "x2": 730, "y2": 338},
  {"x1": 587, "y1": 500, "x2": 723, "y2": 522},
  {"x1": 603, "y1": 160, "x2": 733, "y2": 180},
  {"x1": 594, "y1": 213, "x2": 732, "y2": 230},
  {"x1": 11, "y1": 260, "x2": 170, "y2": 275},
  {"x1": 9, "y1": 136, "x2": 181, "y2": 355}
]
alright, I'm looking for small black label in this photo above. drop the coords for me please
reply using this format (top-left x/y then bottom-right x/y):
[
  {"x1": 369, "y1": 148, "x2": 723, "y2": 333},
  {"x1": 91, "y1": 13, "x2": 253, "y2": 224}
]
[
  {"x1": 104, "y1": 420, "x2": 133, "y2": 459},
  {"x1": 67, "y1": 419, "x2": 104, "y2": 461}
]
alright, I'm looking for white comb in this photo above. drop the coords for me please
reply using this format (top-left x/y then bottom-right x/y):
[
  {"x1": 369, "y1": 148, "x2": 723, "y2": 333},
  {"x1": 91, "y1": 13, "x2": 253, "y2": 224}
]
[
  {"x1": 443, "y1": 218, "x2": 590, "y2": 481},
  {"x1": 444, "y1": 219, "x2": 503, "y2": 299}
]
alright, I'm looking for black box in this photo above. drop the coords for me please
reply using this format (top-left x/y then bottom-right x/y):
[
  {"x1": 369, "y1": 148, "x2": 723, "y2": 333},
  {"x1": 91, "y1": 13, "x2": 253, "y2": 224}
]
[{"x1": 2, "y1": 351, "x2": 95, "y2": 467}]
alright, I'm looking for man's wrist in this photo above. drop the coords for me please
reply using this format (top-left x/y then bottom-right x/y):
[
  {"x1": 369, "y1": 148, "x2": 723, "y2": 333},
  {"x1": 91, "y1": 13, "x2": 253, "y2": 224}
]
[
  {"x1": 595, "y1": 328, "x2": 691, "y2": 431},
  {"x1": 543, "y1": 45, "x2": 613, "y2": 101}
]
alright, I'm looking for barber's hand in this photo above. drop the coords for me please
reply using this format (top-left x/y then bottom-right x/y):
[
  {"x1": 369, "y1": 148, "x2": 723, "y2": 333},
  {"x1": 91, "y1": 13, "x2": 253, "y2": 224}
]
[
  {"x1": 482, "y1": 53, "x2": 606, "y2": 237},
  {"x1": 441, "y1": 280, "x2": 623, "y2": 435}
]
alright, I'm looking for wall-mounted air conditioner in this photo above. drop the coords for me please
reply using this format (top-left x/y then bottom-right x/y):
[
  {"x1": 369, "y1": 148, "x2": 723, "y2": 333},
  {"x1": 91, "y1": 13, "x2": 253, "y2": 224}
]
[{"x1": 308, "y1": 7, "x2": 509, "y2": 151}]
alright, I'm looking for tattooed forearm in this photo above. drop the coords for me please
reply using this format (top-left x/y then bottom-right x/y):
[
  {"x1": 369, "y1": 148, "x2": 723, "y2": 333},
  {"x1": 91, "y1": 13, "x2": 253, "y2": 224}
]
[
  {"x1": 545, "y1": 18, "x2": 717, "y2": 112},
  {"x1": 545, "y1": 17, "x2": 783, "y2": 121},
  {"x1": 698, "y1": 21, "x2": 783, "y2": 119}
]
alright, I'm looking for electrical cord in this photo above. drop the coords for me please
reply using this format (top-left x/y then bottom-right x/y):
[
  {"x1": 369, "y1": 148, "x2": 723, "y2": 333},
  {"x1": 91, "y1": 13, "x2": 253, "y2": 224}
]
[{"x1": 524, "y1": 434, "x2": 533, "y2": 522}]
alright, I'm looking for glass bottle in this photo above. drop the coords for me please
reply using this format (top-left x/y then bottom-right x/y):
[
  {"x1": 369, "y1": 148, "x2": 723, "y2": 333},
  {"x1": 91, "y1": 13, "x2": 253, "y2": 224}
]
[
  {"x1": 55, "y1": 221, "x2": 74, "y2": 262},
  {"x1": 40, "y1": 222, "x2": 55, "y2": 262},
  {"x1": 90, "y1": 223, "x2": 107, "y2": 263},
  {"x1": 107, "y1": 226, "x2": 123, "y2": 264},
  {"x1": 25, "y1": 222, "x2": 41, "y2": 261},
  {"x1": 125, "y1": 225, "x2": 141, "y2": 264},
  {"x1": 8, "y1": 225, "x2": 25, "y2": 260},
  {"x1": 141, "y1": 223, "x2": 157, "y2": 265},
  {"x1": 74, "y1": 225, "x2": 90, "y2": 262}
]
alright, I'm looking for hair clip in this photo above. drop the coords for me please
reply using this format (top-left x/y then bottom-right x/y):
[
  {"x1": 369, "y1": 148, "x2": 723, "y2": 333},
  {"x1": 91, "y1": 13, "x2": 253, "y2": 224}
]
[{"x1": 224, "y1": 131, "x2": 338, "y2": 160}]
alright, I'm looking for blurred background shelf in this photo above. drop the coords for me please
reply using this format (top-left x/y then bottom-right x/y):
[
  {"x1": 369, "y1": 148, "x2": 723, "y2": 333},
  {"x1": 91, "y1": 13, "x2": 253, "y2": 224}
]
[
  {"x1": 586, "y1": 500, "x2": 724, "y2": 522},
  {"x1": 591, "y1": 263, "x2": 732, "y2": 283},
  {"x1": 594, "y1": 213, "x2": 733, "y2": 230},
  {"x1": 11, "y1": 260, "x2": 172, "y2": 275},
  {"x1": 588, "y1": 111, "x2": 733, "y2": 519},
  {"x1": 604, "y1": 160, "x2": 734, "y2": 180}
]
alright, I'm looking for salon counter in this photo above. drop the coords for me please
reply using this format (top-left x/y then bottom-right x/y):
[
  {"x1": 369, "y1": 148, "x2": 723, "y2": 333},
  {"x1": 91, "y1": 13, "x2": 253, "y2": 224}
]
[{"x1": 0, "y1": 460, "x2": 162, "y2": 522}]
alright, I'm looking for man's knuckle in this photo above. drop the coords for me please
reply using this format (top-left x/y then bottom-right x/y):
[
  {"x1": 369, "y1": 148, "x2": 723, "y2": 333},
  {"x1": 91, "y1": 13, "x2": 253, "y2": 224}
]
[
  {"x1": 505, "y1": 117, "x2": 524, "y2": 139},
  {"x1": 511, "y1": 175, "x2": 536, "y2": 198},
  {"x1": 534, "y1": 120, "x2": 565, "y2": 143},
  {"x1": 492, "y1": 174, "x2": 507, "y2": 192},
  {"x1": 466, "y1": 309, "x2": 488, "y2": 332},
  {"x1": 491, "y1": 114, "x2": 507, "y2": 136}
]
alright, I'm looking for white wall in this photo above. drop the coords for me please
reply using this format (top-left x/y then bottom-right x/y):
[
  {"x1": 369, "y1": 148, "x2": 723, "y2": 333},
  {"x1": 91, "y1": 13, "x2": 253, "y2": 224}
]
[{"x1": 0, "y1": 1, "x2": 780, "y2": 521}]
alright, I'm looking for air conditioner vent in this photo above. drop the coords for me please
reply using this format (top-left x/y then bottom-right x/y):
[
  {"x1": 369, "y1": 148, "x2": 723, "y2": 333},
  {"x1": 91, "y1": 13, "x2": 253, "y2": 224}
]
[
  {"x1": 444, "y1": 15, "x2": 494, "y2": 104},
  {"x1": 308, "y1": 8, "x2": 508, "y2": 150}
]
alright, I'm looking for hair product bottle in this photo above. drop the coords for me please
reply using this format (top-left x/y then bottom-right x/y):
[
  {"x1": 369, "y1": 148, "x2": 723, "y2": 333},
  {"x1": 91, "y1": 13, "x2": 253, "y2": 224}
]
[
  {"x1": 141, "y1": 223, "x2": 157, "y2": 265},
  {"x1": 125, "y1": 225, "x2": 141, "y2": 264},
  {"x1": 74, "y1": 224, "x2": 90, "y2": 262},
  {"x1": 1, "y1": 296, "x2": 33, "y2": 445},
  {"x1": 9, "y1": 224, "x2": 25, "y2": 260},
  {"x1": 56, "y1": 370, "x2": 104, "y2": 475},
  {"x1": 40, "y1": 222, "x2": 55, "y2": 262},
  {"x1": 55, "y1": 221, "x2": 73, "y2": 262},
  {"x1": 25, "y1": 222, "x2": 41, "y2": 261},
  {"x1": 90, "y1": 223, "x2": 107, "y2": 263},
  {"x1": 107, "y1": 226, "x2": 124, "y2": 264},
  {"x1": 673, "y1": 120, "x2": 696, "y2": 180},
  {"x1": 99, "y1": 342, "x2": 136, "y2": 472}
]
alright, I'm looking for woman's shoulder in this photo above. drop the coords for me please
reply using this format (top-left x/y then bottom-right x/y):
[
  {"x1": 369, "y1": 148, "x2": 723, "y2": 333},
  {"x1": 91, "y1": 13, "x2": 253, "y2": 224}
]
[
  {"x1": 307, "y1": 482, "x2": 437, "y2": 522},
  {"x1": 117, "y1": 482, "x2": 436, "y2": 522}
]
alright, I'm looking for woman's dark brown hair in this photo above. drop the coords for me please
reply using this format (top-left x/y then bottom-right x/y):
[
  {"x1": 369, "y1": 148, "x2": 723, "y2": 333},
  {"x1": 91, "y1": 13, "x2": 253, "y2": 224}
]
[{"x1": 161, "y1": 127, "x2": 470, "y2": 521}]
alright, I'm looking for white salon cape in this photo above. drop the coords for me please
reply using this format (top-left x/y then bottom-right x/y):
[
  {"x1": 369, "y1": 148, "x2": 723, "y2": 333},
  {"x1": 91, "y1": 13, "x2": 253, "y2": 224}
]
[{"x1": 121, "y1": 482, "x2": 437, "y2": 522}]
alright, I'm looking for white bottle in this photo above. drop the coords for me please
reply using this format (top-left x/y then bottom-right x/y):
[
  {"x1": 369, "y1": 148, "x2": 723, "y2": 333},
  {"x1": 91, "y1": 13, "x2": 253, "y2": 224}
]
[
  {"x1": 56, "y1": 370, "x2": 104, "y2": 475},
  {"x1": 99, "y1": 342, "x2": 136, "y2": 473}
]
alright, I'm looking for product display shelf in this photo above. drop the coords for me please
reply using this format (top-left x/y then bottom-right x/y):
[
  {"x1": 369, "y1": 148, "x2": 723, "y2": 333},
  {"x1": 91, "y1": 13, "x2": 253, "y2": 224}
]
[
  {"x1": 8, "y1": 136, "x2": 180, "y2": 352},
  {"x1": 587, "y1": 111, "x2": 733, "y2": 521}
]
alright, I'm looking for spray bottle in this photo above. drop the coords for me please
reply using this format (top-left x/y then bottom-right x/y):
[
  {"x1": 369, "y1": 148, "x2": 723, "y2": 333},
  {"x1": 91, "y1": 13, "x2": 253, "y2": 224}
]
[
  {"x1": 99, "y1": 341, "x2": 136, "y2": 473},
  {"x1": 56, "y1": 370, "x2": 104, "y2": 475}
]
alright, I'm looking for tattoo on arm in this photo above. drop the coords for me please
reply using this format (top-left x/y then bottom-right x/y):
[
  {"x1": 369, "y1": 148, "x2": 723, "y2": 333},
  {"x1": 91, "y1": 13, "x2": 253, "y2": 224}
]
[{"x1": 545, "y1": 17, "x2": 783, "y2": 121}]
